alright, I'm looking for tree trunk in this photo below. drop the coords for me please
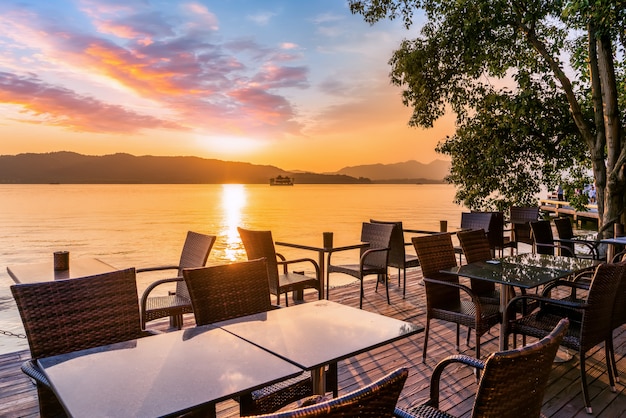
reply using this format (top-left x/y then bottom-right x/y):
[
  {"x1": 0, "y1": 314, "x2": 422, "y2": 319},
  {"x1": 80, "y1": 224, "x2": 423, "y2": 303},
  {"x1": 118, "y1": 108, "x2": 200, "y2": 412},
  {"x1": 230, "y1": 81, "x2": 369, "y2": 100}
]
[{"x1": 596, "y1": 34, "x2": 625, "y2": 236}]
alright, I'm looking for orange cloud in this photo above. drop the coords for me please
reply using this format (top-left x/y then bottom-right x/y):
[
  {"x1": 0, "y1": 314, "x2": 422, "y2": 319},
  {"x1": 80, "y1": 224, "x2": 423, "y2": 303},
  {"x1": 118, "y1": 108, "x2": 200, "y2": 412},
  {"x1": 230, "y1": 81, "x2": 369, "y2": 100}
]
[{"x1": 0, "y1": 72, "x2": 184, "y2": 133}]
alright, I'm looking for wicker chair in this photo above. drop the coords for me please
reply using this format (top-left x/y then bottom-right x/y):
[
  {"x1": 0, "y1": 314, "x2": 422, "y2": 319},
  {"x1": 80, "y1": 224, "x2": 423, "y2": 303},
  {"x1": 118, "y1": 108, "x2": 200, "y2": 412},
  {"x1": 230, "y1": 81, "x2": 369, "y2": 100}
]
[
  {"x1": 139, "y1": 231, "x2": 216, "y2": 329},
  {"x1": 484, "y1": 211, "x2": 517, "y2": 256},
  {"x1": 11, "y1": 268, "x2": 155, "y2": 418},
  {"x1": 394, "y1": 318, "x2": 568, "y2": 418},
  {"x1": 412, "y1": 233, "x2": 501, "y2": 362},
  {"x1": 457, "y1": 229, "x2": 500, "y2": 306},
  {"x1": 237, "y1": 228, "x2": 322, "y2": 306},
  {"x1": 183, "y1": 258, "x2": 336, "y2": 416},
  {"x1": 509, "y1": 206, "x2": 539, "y2": 247},
  {"x1": 528, "y1": 220, "x2": 559, "y2": 255},
  {"x1": 370, "y1": 219, "x2": 420, "y2": 298},
  {"x1": 454, "y1": 212, "x2": 494, "y2": 262},
  {"x1": 248, "y1": 367, "x2": 409, "y2": 418},
  {"x1": 553, "y1": 217, "x2": 601, "y2": 260},
  {"x1": 327, "y1": 222, "x2": 394, "y2": 308},
  {"x1": 503, "y1": 262, "x2": 626, "y2": 413}
]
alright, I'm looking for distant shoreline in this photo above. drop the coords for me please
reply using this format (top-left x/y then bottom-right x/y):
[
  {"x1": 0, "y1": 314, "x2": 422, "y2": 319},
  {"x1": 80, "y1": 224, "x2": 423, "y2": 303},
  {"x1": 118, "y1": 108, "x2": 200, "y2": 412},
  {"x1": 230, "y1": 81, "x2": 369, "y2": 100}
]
[{"x1": 0, "y1": 180, "x2": 448, "y2": 185}]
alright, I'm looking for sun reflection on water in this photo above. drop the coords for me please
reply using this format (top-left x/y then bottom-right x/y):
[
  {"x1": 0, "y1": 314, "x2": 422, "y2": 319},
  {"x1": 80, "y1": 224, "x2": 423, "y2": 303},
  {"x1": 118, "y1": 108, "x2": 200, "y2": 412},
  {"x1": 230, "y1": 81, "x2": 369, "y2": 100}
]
[{"x1": 221, "y1": 184, "x2": 247, "y2": 261}]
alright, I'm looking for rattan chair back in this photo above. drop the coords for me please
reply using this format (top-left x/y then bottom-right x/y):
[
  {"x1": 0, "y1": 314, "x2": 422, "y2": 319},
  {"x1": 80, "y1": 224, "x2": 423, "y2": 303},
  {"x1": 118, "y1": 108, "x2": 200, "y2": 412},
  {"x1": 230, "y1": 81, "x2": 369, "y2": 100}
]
[
  {"x1": 510, "y1": 206, "x2": 539, "y2": 245},
  {"x1": 370, "y1": 219, "x2": 420, "y2": 297},
  {"x1": 174, "y1": 231, "x2": 216, "y2": 299},
  {"x1": 369, "y1": 220, "x2": 407, "y2": 270},
  {"x1": 530, "y1": 220, "x2": 556, "y2": 255},
  {"x1": 412, "y1": 233, "x2": 459, "y2": 301},
  {"x1": 249, "y1": 367, "x2": 409, "y2": 417},
  {"x1": 457, "y1": 229, "x2": 497, "y2": 297},
  {"x1": 360, "y1": 222, "x2": 394, "y2": 268},
  {"x1": 183, "y1": 258, "x2": 274, "y2": 325},
  {"x1": 554, "y1": 217, "x2": 575, "y2": 255},
  {"x1": 12, "y1": 268, "x2": 146, "y2": 359},
  {"x1": 579, "y1": 262, "x2": 626, "y2": 351},
  {"x1": 11, "y1": 268, "x2": 150, "y2": 417},
  {"x1": 472, "y1": 318, "x2": 568, "y2": 417},
  {"x1": 460, "y1": 212, "x2": 493, "y2": 233},
  {"x1": 237, "y1": 227, "x2": 321, "y2": 307}
]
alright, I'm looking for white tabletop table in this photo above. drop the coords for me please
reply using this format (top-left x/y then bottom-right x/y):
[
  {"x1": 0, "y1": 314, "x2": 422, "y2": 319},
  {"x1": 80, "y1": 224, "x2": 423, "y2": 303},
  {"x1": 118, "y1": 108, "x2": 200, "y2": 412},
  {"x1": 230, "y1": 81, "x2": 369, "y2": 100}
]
[
  {"x1": 37, "y1": 325, "x2": 304, "y2": 418},
  {"x1": 216, "y1": 300, "x2": 424, "y2": 395},
  {"x1": 7, "y1": 258, "x2": 117, "y2": 284}
]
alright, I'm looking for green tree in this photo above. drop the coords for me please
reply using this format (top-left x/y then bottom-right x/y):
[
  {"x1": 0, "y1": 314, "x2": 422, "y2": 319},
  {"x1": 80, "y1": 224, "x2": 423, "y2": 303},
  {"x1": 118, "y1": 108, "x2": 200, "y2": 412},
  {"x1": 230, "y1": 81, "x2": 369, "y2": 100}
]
[{"x1": 349, "y1": 0, "x2": 625, "y2": 235}]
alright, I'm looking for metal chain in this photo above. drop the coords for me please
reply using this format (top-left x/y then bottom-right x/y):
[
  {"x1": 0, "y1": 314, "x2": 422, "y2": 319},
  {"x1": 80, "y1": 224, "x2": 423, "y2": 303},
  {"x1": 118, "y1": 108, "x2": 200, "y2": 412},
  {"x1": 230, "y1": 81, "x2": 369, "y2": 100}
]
[{"x1": 0, "y1": 329, "x2": 26, "y2": 339}]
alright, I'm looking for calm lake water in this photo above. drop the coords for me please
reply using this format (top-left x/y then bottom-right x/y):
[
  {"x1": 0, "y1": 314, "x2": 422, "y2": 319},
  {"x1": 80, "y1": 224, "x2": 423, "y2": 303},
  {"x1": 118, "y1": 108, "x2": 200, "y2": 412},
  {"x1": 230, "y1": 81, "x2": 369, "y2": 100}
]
[{"x1": 0, "y1": 183, "x2": 464, "y2": 354}]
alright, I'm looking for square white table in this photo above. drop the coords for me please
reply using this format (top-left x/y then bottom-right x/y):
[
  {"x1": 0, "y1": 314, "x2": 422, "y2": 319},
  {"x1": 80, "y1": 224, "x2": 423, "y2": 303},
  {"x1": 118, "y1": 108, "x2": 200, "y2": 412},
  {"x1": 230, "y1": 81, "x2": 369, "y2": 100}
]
[
  {"x1": 37, "y1": 325, "x2": 304, "y2": 417},
  {"x1": 7, "y1": 258, "x2": 117, "y2": 284},
  {"x1": 215, "y1": 300, "x2": 424, "y2": 395}
]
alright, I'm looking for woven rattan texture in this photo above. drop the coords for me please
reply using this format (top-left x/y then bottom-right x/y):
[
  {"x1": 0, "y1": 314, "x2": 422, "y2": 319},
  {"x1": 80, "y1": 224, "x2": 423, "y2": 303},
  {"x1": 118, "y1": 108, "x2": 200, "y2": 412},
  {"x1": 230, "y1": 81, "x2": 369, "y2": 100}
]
[
  {"x1": 249, "y1": 367, "x2": 408, "y2": 417},
  {"x1": 11, "y1": 268, "x2": 151, "y2": 418},
  {"x1": 505, "y1": 262, "x2": 626, "y2": 412},
  {"x1": 397, "y1": 319, "x2": 568, "y2": 418},
  {"x1": 412, "y1": 233, "x2": 501, "y2": 361},
  {"x1": 327, "y1": 222, "x2": 394, "y2": 308},
  {"x1": 238, "y1": 227, "x2": 321, "y2": 306},
  {"x1": 139, "y1": 231, "x2": 216, "y2": 328}
]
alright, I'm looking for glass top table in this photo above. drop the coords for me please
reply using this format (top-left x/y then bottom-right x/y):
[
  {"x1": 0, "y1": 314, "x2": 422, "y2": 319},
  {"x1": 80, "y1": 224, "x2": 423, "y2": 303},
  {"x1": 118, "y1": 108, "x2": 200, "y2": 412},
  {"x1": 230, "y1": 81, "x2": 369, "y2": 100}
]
[
  {"x1": 441, "y1": 253, "x2": 598, "y2": 349},
  {"x1": 215, "y1": 299, "x2": 424, "y2": 395},
  {"x1": 444, "y1": 253, "x2": 598, "y2": 289},
  {"x1": 37, "y1": 325, "x2": 304, "y2": 418}
]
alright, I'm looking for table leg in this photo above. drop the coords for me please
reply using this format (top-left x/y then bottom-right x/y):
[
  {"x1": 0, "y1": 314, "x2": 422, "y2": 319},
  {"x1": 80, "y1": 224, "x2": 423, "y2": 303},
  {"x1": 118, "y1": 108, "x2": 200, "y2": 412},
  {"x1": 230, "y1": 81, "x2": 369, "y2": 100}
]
[
  {"x1": 311, "y1": 366, "x2": 326, "y2": 395},
  {"x1": 317, "y1": 250, "x2": 328, "y2": 299},
  {"x1": 499, "y1": 284, "x2": 514, "y2": 350}
]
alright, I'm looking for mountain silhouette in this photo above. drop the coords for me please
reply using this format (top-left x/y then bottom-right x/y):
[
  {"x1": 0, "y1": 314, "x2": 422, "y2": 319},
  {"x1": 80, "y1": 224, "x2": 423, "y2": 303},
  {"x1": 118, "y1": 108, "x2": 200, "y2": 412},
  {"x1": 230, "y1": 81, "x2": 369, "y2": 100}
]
[{"x1": 0, "y1": 152, "x2": 449, "y2": 184}]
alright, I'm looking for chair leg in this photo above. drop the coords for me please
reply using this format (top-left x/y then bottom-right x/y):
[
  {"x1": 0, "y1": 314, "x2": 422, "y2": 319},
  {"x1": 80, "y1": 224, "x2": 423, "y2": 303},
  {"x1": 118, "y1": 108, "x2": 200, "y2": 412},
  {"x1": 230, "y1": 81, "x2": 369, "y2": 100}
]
[
  {"x1": 475, "y1": 333, "x2": 482, "y2": 380},
  {"x1": 359, "y1": 279, "x2": 364, "y2": 309},
  {"x1": 397, "y1": 268, "x2": 401, "y2": 287},
  {"x1": 608, "y1": 334, "x2": 620, "y2": 382},
  {"x1": 580, "y1": 352, "x2": 592, "y2": 414},
  {"x1": 605, "y1": 340, "x2": 617, "y2": 390},
  {"x1": 455, "y1": 324, "x2": 460, "y2": 351},
  {"x1": 422, "y1": 318, "x2": 430, "y2": 363},
  {"x1": 385, "y1": 274, "x2": 390, "y2": 305},
  {"x1": 402, "y1": 269, "x2": 407, "y2": 298}
]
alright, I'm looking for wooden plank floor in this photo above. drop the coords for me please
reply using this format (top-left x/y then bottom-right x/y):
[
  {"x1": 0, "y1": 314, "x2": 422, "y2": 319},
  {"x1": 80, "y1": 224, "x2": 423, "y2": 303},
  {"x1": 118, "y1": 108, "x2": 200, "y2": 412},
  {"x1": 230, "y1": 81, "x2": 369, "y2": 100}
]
[{"x1": 2, "y1": 268, "x2": 625, "y2": 417}]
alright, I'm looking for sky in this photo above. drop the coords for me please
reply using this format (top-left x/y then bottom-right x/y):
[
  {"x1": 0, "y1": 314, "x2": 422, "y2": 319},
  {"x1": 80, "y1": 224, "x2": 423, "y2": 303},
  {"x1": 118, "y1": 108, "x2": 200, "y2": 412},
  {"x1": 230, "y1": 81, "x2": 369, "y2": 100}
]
[{"x1": 0, "y1": 0, "x2": 454, "y2": 172}]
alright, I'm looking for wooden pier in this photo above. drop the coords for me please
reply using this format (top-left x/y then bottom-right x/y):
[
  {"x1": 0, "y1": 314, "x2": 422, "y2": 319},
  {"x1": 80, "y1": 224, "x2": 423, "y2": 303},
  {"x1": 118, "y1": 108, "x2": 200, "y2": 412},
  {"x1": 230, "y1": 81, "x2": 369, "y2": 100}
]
[
  {"x1": 539, "y1": 198, "x2": 599, "y2": 222},
  {"x1": 1, "y1": 267, "x2": 625, "y2": 417}
]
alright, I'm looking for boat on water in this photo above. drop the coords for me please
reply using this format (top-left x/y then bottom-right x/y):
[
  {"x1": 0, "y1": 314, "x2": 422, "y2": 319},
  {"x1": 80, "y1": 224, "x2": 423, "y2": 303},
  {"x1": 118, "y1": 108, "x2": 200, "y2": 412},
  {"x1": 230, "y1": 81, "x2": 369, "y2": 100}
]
[{"x1": 269, "y1": 175, "x2": 294, "y2": 186}]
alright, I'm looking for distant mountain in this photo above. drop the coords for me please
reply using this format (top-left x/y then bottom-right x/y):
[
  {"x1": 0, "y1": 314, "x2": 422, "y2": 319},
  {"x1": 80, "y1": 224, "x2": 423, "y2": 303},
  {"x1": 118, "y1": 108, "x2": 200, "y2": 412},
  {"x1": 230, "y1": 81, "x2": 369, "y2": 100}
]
[
  {"x1": 335, "y1": 160, "x2": 450, "y2": 182},
  {"x1": 0, "y1": 152, "x2": 449, "y2": 184},
  {"x1": 0, "y1": 152, "x2": 369, "y2": 184}
]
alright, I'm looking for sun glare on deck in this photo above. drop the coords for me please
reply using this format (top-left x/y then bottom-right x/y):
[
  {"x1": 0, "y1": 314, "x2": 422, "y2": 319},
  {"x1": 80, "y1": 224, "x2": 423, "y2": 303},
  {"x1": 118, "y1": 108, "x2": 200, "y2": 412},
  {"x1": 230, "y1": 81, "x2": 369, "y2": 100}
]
[{"x1": 221, "y1": 184, "x2": 247, "y2": 261}]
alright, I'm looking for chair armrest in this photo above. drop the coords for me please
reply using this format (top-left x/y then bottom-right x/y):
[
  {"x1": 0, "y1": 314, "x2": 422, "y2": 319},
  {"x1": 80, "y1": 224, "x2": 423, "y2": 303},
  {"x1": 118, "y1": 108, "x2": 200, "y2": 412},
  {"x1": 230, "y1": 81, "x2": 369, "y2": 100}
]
[
  {"x1": 136, "y1": 265, "x2": 180, "y2": 273},
  {"x1": 21, "y1": 360, "x2": 50, "y2": 387},
  {"x1": 553, "y1": 238, "x2": 599, "y2": 259},
  {"x1": 423, "y1": 277, "x2": 485, "y2": 314},
  {"x1": 418, "y1": 354, "x2": 485, "y2": 410},
  {"x1": 277, "y1": 257, "x2": 321, "y2": 279},
  {"x1": 612, "y1": 249, "x2": 626, "y2": 263},
  {"x1": 359, "y1": 247, "x2": 389, "y2": 269},
  {"x1": 140, "y1": 276, "x2": 185, "y2": 318},
  {"x1": 504, "y1": 294, "x2": 587, "y2": 325},
  {"x1": 542, "y1": 278, "x2": 590, "y2": 295}
]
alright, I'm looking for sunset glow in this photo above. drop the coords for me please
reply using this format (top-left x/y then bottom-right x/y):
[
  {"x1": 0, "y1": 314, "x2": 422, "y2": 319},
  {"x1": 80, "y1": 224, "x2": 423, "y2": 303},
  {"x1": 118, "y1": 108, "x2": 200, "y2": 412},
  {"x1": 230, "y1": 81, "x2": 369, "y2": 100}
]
[{"x1": 0, "y1": 0, "x2": 453, "y2": 172}]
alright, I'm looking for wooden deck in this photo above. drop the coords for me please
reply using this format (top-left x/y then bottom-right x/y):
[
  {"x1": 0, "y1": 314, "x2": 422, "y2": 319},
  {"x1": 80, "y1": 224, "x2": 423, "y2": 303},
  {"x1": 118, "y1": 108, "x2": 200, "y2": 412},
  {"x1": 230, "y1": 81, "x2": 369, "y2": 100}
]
[{"x1": 1, "y1": 268, "x2": 625, "y2": 417}]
